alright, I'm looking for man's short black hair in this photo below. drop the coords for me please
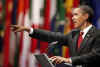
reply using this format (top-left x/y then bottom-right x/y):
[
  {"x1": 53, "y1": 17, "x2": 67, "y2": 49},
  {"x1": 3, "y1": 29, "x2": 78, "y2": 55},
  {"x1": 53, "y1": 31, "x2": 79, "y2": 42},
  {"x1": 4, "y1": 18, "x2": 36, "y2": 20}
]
[{"x1": 78, "y1": 5, "x2": 94, "y2": 23}]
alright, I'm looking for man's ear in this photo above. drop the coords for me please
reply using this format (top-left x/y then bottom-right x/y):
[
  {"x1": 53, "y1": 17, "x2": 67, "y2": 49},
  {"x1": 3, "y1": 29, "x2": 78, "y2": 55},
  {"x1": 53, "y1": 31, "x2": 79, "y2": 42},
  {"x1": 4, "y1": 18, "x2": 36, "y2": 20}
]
[{"x1": 84, "y1": 13, "x2": 89, "y2": 20}]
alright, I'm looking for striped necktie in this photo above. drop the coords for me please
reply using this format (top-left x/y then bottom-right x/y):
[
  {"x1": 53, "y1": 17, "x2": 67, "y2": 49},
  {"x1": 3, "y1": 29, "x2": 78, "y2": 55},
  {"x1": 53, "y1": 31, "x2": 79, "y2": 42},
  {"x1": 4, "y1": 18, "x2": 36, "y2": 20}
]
[{"x1": 77, "y1": 32, "x2": 84, "y2": 49}]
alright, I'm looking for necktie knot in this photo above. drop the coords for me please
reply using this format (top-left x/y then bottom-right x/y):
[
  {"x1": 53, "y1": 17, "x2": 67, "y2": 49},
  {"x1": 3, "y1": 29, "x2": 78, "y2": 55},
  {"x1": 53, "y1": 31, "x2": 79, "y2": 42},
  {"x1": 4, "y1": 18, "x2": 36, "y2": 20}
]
[{"x1": 80, "y1": 32, "x2": 84, "y2": 35}]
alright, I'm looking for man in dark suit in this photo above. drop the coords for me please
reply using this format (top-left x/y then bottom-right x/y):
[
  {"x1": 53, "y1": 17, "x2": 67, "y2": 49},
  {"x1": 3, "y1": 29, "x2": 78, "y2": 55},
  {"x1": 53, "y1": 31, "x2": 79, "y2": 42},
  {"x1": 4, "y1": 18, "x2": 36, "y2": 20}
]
[{"x1": 11, "y1": 5, "x2": 100, "y2": 67}]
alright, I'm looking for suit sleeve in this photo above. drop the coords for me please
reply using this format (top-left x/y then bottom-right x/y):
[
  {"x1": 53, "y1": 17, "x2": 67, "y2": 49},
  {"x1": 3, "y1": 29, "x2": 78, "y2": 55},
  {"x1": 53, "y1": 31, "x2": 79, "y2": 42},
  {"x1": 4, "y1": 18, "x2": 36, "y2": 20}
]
[
  {"x1": 29, "y1": 29, "x2": 70, "y2": 43},
  {"x1": 71, "y1": 34, "x2": 100, "y2": 65}
]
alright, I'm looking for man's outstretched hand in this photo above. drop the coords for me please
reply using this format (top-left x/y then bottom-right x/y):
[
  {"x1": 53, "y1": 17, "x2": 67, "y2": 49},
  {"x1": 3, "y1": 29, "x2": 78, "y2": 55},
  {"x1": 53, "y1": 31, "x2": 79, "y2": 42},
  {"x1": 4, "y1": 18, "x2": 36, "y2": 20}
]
[{"x1": 10, "y1": 25, "x2": 30, "y2": 32}]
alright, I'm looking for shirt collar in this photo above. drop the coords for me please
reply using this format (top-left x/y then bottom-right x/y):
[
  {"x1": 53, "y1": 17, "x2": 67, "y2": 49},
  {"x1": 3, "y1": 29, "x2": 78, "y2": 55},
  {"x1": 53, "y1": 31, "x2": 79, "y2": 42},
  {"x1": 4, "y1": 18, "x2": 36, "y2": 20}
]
[{"x1": 81, "y1": 24, "x2": 92, "y2": 38}]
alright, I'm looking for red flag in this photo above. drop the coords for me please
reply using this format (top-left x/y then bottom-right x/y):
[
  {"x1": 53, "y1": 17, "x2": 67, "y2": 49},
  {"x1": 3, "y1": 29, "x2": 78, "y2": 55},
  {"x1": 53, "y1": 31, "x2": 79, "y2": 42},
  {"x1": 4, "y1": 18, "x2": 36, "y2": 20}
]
[
  {"x1": 30, "y1": 0, "x2": 40, "y2": 53},
  {"x1": 40, "y1": 0, "x2": 51, "y2": 53},
  {"x1": 28, "y1": 0, "x2": 41, "y2": 67},
  {"x1": 73, "y1": 0, "x2": 80, "y2": 8},
  {"x1": 16, "y1": 0, "x2": 24, "y2": 67},
  {"x1": 18, "y1": 0, "x2": 31, "y2": 67},
  {"x1": 17, "y1": 0, "x2": 24, "y2": 59},
  {"x1": 3, "y1": 0, "x2": 13, "y2": 67},
  {"x1": 63, "y1": 0, "x2": 79, "y2": 58},
  {"x1": 0, "y1": 0, "x2": 2, "y2": 24}
]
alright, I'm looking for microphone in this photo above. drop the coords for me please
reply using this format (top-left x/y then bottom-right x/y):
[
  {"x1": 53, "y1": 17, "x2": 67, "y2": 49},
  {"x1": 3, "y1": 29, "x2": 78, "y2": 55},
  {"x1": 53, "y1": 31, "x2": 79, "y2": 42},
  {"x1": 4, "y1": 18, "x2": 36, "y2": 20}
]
[
  {"x1": 49, "y1": 41, "x2": 58, "y2": 47},
  {"x1": 47, "y1": 41, "x2": 58, "y2": 55}
]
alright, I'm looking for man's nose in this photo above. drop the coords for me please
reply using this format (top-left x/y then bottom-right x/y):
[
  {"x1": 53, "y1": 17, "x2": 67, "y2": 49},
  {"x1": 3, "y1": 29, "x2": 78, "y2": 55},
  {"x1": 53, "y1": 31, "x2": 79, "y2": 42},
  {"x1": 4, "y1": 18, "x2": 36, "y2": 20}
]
[{"x1": 72, "y1": 16, "x2": 74, "y2": 20}]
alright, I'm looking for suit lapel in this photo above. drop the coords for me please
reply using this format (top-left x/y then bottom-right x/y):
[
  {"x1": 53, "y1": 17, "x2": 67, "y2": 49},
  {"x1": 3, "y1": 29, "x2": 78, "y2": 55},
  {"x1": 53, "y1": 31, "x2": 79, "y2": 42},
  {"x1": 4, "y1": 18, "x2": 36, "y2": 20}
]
[
  {"x1": 72, "y1": 30, "x2": 80, "y2": 54},
  {"x1": 73, "y1": 33, "x2": 80, "y2": 52},
  {"x1": 79, "y1": 26, "x2": 96, "y2": 52}
]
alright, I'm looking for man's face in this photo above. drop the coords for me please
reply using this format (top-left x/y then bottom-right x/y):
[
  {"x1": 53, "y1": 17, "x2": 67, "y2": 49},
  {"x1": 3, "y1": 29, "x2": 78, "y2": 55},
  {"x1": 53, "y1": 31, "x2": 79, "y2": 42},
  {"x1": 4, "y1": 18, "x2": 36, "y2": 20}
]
[{"x1": 72, "y1": 8, "x2": 88, "y2": 29}]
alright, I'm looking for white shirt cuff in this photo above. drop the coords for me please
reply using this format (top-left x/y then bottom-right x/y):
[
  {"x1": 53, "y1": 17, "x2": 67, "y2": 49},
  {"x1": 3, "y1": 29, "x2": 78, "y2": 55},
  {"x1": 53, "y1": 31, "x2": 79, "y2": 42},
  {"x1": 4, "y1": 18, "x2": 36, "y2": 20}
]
[
  {"x1": 69, "y1": 58, "x2": 72, "y2": 63},
  {"x1": 29, "y1": 28, "x2": 34, "y2": 34}
]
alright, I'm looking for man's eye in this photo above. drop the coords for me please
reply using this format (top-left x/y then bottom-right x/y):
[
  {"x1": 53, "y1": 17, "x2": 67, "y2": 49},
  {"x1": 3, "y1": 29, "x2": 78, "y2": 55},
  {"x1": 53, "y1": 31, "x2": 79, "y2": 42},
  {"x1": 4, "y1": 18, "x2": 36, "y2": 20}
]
[{"x1": 74, "y1": 13, "x2": 78, "y2": 15}]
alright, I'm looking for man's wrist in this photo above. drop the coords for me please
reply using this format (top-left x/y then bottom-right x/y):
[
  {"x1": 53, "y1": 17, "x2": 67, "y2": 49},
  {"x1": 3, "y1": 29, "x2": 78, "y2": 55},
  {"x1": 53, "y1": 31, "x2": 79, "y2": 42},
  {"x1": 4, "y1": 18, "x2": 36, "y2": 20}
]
[
  {"x1": 24, "y1": 27, "x2": 30, "y2": 32},
  {"x1": 64, "y1": 58, "x2": 72, "y2": 64}
]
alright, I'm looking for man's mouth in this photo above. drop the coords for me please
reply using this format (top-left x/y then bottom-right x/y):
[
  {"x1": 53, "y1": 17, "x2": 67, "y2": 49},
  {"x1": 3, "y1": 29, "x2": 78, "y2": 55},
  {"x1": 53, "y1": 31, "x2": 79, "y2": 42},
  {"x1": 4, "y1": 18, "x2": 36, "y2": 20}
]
[{"x1": 73, "y1": 20, "x2": 77, "y2": 24}]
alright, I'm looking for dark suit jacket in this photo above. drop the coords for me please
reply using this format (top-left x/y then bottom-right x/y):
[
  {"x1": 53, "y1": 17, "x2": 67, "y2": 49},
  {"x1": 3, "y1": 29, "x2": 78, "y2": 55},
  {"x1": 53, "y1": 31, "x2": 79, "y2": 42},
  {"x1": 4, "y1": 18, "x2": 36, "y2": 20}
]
[{"x1": 29, "y1": 26, "x2": 100, "y2": 67}]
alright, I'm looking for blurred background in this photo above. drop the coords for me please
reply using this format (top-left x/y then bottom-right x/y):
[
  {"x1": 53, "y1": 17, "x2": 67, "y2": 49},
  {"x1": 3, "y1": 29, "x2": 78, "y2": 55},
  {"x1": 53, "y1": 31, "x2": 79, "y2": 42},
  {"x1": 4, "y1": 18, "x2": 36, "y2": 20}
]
[{"x1": 0, "y1": 0, "x2": 100, "y2": 67}]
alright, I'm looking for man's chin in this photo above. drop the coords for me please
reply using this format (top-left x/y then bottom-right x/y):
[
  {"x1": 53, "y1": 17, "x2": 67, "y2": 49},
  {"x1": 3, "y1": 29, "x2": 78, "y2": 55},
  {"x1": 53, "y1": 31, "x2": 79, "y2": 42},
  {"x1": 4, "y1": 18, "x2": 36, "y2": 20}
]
[
  {"x1": 74, "y1": 25, "x2": 78, "y2": 29},
  {"x1": 74, "y1": 26, "x2": 80, "y2": 29}
]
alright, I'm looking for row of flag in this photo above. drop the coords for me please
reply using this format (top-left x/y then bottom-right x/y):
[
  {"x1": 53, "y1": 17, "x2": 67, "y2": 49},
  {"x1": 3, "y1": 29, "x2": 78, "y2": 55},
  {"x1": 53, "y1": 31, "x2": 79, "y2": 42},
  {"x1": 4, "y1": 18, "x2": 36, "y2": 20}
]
[{"x1": 0, "y1": 0, "x2": 100, "y2": 67}]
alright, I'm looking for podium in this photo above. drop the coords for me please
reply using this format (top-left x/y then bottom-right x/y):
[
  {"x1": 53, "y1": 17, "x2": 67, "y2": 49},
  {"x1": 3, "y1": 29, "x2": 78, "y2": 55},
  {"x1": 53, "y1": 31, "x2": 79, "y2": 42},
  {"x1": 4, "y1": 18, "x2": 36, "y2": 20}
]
[
  {"x1": 35, "y1": 53, "x2": 72, "y2": 67},
  {"x1": 35, "y1": 53, "x2": 55, "y2": 67}
]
